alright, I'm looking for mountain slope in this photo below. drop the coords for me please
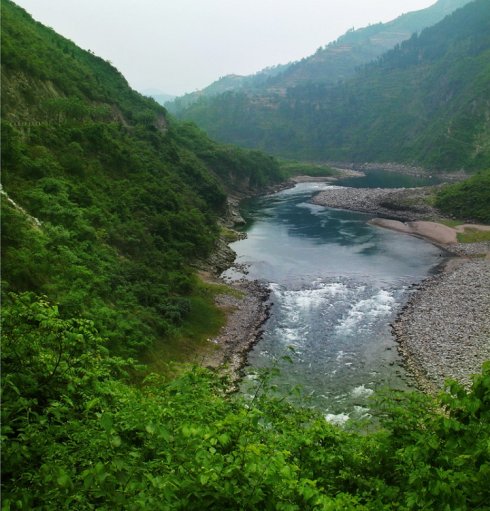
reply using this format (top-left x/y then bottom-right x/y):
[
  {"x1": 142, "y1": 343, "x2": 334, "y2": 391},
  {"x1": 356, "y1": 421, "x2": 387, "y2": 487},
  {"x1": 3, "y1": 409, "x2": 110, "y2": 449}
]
[
  {"x1": 169, "y1": 0, "x2": 471, "y2": 113},
  {"x1": 177, "y1": 0, "x2": 490, "y2": 171},
  {"x1": 1, "y1": 0, "x2": 283, "y2": 357},
  {"x1": 270, "y1": 0, "x2": 472, "y2": 90}
]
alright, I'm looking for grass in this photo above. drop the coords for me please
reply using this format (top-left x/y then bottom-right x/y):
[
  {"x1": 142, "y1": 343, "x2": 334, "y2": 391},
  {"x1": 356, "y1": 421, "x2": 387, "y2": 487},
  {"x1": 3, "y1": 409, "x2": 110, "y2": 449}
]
[
  {"x1": 140, "y1": 279, "x2": 242, "y2": 377},
  {"x1": 432, "y1": 218, "x2": 490, "y2": 243},
  {"x1": 436, "y1": 218, "x2": 465, "y2": 227},
  {"x1": 457, "y1": 229, "x2": 490, "y2": 243},
  {"x1": 278, "y1": 159, "x2": 338, "y2": 178},
  {"x1": 220, "y1": 226, "x2": 244, "y2": 243}
]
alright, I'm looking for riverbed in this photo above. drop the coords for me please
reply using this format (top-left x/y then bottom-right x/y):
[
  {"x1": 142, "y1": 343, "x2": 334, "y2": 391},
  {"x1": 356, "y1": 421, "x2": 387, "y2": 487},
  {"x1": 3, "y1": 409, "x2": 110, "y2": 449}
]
[{"x1": 223, "y1": 177, "x2": 444, "y2": 421}]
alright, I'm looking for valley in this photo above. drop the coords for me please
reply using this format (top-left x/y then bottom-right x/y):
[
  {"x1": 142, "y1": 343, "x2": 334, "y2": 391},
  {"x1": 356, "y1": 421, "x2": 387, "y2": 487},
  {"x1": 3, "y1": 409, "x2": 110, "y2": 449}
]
[{"x1": 2, "y1": 0, "x2": 489, "y2": 509}]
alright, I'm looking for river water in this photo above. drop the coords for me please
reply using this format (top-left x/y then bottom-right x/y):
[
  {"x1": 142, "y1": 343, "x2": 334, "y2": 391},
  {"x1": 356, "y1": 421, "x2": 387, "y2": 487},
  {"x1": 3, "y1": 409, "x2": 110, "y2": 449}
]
[{"x1": 223, "y1": 172, "x2": 443, "y2": 422}]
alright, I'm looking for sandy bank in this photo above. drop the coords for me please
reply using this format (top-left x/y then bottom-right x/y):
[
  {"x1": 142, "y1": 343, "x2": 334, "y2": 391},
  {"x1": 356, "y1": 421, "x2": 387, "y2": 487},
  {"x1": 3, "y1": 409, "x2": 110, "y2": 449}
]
[
  {"x1": 370, "y1": 218, "x2": 490, "y2": 255},
  {"x1": 369, "y1": 219, "x2": 458, "y2": 245}
]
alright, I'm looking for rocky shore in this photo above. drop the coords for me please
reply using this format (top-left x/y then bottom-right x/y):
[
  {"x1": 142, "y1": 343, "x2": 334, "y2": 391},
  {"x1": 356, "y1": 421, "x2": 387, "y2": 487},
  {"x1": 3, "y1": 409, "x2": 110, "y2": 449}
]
[
  {"x1": 197, "y1": 195, "x2": 272, "y2": 383},
  {"x1": 204, "y1": 278, "x2": 271, "y2": 385},
  {"x1": 311, "y1": 186, "x2": 440, "y2": 221},
  {"x1": 393, "y1": 257, "x2": 490, "y2": 392}
]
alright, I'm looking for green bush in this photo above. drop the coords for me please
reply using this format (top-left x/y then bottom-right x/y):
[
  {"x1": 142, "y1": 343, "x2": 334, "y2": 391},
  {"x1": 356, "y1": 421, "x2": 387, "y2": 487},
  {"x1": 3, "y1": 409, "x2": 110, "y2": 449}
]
[
  {"x1": 2, "y1": 294, "x2": 489, "y2": 510},
  {"x1": 435, "y1": 169, "x2": 490, "y2": 223}
]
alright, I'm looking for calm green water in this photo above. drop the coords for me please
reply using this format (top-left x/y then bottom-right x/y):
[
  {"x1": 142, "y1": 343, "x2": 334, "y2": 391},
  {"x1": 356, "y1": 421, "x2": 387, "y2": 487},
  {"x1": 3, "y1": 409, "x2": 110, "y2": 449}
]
[{"x1": 223, "y1": 173, "x2": 443, "y2": 422}]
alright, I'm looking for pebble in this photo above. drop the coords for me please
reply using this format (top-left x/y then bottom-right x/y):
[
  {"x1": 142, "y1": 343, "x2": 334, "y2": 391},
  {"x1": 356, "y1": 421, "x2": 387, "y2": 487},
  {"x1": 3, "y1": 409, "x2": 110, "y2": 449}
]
[
  {"x1": 393, "y1": 258, "x2": 490, "y2": 391},
  {"x1": 206, "y1": 278, "x2": 271, "y2": 387}
]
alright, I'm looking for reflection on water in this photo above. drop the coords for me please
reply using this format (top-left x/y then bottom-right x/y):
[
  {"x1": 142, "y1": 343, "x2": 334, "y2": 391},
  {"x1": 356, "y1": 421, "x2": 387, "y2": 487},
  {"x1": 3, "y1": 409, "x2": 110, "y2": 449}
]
[{"x1": 223, "y1": 181, "x2": 443, "y2": 418}]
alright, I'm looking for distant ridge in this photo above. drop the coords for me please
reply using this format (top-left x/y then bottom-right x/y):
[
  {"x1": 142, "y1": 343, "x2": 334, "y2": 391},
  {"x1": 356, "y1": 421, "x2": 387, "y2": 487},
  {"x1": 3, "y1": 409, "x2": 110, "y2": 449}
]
[
  {"x1": 140, "y1": 89, "x2": 176, "y2": 105},
  {"x1": 175, "y1": 0, "x2": 490, "y2": 171},
  {"x1": 168, "y1": 0, "x2": 472, "y2": 113}
]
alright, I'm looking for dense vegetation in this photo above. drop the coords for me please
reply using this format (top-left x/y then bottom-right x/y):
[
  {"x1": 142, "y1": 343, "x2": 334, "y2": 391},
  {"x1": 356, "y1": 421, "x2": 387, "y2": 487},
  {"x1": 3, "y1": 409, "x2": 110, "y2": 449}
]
[
  {"x1": 436, "y1": 169, "x2": 490, "y2": 223},
  {"x1": 2, "y1": 293, "x2": 490, "y2": 510},
  {"x1": 176, "y1": 0, "x2": 490, "y2": 171},
  {"x1": 1, "y1": 0, "x2": 283, "y2": 358}
]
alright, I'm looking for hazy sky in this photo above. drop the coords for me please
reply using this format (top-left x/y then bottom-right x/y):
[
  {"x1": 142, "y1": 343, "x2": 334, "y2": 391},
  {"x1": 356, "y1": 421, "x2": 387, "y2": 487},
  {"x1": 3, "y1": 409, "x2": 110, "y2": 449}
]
[{"x1": 15, "y1": 0, "x2": 436, "y2": 96}]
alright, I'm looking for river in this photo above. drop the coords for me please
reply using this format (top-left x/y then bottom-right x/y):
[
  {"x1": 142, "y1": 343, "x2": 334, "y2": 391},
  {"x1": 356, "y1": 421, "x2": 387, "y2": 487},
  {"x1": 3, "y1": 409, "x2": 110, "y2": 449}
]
[{"x1": 223, "y1": 172, "x2": 443, "y2": 422}]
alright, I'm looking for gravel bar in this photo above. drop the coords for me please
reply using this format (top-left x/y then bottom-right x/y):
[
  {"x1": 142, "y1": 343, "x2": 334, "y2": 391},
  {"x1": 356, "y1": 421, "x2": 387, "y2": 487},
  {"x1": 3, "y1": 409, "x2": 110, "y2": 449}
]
[
  {"x1": 393, "y1": 258, "x2": 490, "y2": 391},
  {"x1": 201, "y1": 279, "x2": 271, "y2": 387},
  {"x1": 312, "y1": 186, "x2": 440, "y2": 221}
]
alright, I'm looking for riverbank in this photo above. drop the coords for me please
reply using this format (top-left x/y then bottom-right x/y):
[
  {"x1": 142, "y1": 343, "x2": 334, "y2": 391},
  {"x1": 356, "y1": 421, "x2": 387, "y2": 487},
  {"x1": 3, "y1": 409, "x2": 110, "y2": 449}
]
[
  {"x1": 195, "y1": 198, "x2": 272, "y2": 383},
  {"x1": 369, "y1": 218, "x2": 490, "y2": 250},
  {"x1": 312, "y1": 182, "x2": 490, "y2": 391},
  {"x1": 201, "y1": 276, "x2": 271, "y2": 385},
  {"x1": 392, "y1": 257, "x2": 490, "y2": 392}
]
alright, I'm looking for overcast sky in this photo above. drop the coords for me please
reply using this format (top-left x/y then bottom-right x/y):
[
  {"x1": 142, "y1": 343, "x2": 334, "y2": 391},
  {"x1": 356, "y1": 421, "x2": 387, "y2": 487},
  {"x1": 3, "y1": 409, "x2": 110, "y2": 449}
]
[{"x1": 15, "y1": 0, "x2": 436, "y2": 96}]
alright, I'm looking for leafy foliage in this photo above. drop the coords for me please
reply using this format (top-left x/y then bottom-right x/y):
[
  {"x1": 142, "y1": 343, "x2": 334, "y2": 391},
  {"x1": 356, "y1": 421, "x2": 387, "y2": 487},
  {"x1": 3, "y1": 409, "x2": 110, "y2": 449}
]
[
  {"x1": 435, "y1": 169, "x2": 490, "y2": 223},
  {"x1": 2, "y1": 294, "x2": 490, "y2": 510}
]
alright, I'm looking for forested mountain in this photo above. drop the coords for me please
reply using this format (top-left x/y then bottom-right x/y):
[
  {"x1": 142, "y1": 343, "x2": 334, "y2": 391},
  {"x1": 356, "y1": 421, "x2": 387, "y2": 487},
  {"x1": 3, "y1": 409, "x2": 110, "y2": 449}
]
[
  {"x1": 168, "y1": 0, "x2": 471, "y2": 113},
  {"x1": 1, "y1": 0, "x2": 283, "y2": 358},
  {"x1": 176, "y1": 0, "x2": 490, "y2": 171},
  {"x1": 268, "y1": 0, "x2": 472, "y2": 90}
]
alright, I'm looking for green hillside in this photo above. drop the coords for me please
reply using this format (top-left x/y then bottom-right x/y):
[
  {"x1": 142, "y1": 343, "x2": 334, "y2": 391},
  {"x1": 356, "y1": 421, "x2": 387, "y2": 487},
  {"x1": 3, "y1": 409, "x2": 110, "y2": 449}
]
[
  {"x1": 166, "y1": 64, "x2": 291, "y2": 113},
  {"x1": 177, "y1": 0, "x2": 490, "y2": 171},
  {"x1": 169, "y1": 0, "x2": 471, "y2": 113},
  {"x1": 1, "y1": 0, "x2": 283, "y2": 358},
  {"x1": 266, "y1": 0, "x2": 472, "y2": 90}
]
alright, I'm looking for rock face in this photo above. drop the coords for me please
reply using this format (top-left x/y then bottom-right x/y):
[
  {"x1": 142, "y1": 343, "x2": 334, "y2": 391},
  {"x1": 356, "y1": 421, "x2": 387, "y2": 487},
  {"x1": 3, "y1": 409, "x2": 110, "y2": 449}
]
[
  {"x1": 199, "y1": 238, "x2": 237, "y2": 276},
  {"x1": 393, "y1": 258, "x2": 490, "y2": 391}
]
